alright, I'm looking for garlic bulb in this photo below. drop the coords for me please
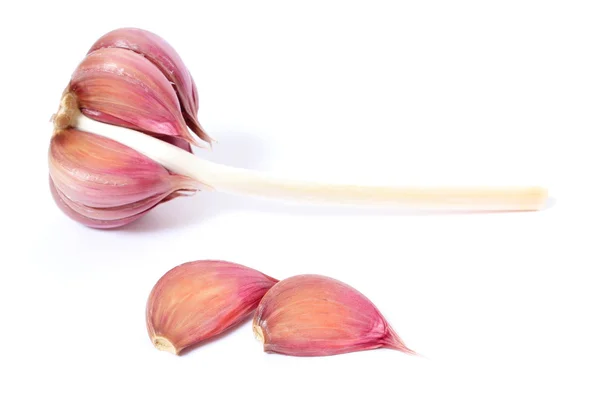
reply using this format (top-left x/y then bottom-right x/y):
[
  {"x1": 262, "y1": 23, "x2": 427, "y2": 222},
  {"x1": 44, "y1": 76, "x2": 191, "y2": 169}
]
[
  {"x1": 50, "y1": 28, "x2": 213, "y2": 228},
  {"x1": 49, "y1": 27, "x2": 548, "y2": 229}
]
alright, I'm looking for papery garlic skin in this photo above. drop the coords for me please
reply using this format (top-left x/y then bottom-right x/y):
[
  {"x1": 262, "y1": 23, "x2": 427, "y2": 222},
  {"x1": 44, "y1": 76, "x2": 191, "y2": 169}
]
[
  {"x1": 88, "y1": 27, "x2": 209, "y2": 143},
  {"x1": 253, "y1": 274, "x2": 414, "y2": 357},
  {"x1": 146, "y1": 260, "x2": 278, "y2": 355},
  {"x1": 49, "y1": 128, "x2": 200, "y2": 228}
]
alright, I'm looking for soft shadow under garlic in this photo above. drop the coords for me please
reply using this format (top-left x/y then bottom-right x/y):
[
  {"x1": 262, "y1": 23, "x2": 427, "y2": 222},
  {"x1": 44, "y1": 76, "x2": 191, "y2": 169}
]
[{"x1": 176, "y1": 315, "x2": 255, "y2": 357}]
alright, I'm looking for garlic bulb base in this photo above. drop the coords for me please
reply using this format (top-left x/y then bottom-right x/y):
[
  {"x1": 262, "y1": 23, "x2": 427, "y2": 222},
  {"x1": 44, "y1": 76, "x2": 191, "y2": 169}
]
[
  {"x1": 253, "y1": 324, "x2": 265, "y2": 344},
  {"x1": 152, "y1": 337, "x2": 178, "y2": 354},
  {"x1": 52, "y1": 92, "x2": 79, "y2": 133}
]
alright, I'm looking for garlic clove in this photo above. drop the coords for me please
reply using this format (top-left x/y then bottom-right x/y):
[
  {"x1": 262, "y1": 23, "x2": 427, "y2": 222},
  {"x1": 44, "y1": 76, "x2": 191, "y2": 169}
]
[
  {"x1": 252, "y1": 274, "x2": 415, "y2": 357},
  {"x1": 87, "y1": 27, "x2": 211, "y2": 145},
  {"x1": 146, "y1": 260, "x2": 278, "y2": 355},
  {"x1": 69, "y1": 47, "x2": 203, "y2": 148},
  {"x1": 49, "y1": 177, "x2": 149, "y2": 228},
  {"x1": 49, "y1": 129, "x2": 201, "y2": 228}
]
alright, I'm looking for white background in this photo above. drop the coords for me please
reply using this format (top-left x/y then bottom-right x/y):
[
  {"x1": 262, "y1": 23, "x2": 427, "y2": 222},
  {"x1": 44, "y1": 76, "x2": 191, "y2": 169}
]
[{"x1": 1, "y1": 1, "x2": 599, "y2": 394}]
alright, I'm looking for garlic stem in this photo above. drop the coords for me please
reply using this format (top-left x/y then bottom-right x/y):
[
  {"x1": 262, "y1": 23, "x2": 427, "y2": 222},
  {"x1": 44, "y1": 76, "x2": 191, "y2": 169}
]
[{"x1": 71, "y1": 112, "x2": 547, "y2": 211}]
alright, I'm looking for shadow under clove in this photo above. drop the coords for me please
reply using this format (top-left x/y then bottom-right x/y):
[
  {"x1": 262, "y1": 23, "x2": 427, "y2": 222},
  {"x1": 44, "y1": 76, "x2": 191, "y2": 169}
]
[{"x1": 176, "y1": 315, "x2": 258, "y2": 357}]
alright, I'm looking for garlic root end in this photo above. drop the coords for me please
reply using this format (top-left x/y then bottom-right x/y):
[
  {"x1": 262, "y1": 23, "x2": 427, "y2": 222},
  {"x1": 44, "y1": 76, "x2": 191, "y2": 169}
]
[
  {"x1": 152, "y1": 336, "x2": 178, "y2": 354},
  {"x1": 52, "y1": 92, "x2": 80, "y2": 134},
  {"x1": 253, "y1": 323, "x2": 265, "y2": 344}
]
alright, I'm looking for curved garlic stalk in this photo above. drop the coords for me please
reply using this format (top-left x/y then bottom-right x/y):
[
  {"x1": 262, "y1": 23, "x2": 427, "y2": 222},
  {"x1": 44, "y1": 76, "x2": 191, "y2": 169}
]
[{"x1": 53, "y1": 94, "x2": 548, "y2": 213}]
